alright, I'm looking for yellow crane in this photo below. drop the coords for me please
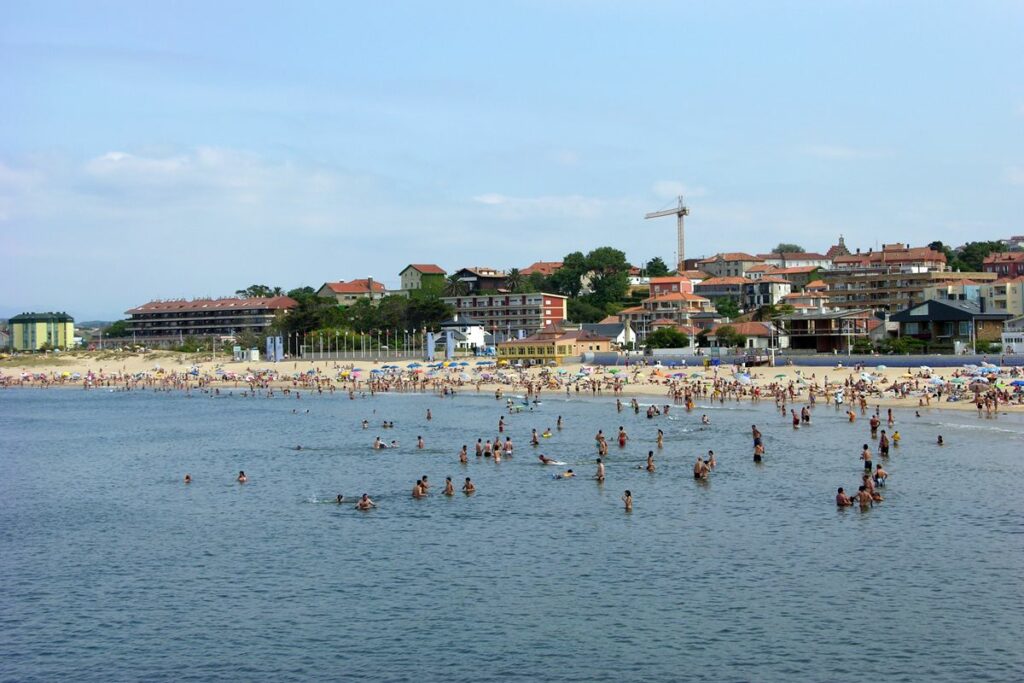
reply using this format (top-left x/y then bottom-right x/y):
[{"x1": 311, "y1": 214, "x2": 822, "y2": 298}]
[{"x1": 644, "y1": 195, "x2": 689, "y2": 272}]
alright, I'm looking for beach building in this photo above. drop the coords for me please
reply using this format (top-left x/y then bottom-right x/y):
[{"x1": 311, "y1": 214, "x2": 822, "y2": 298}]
[
  {"x1": 889, "y1": 299, "x2": 1009, "y2": 351},
  {"x1": 399, "y1": 265, "x2": 446, "y2": 293},
  {"x1": 125, "y1": 296, "x2": 297, "y2": 339},
  {"x1": 437, "y1": 315, "x2": 488, "y2": 351},
  {"x1": 982, "y1": 252, "x2": 1024, "y2": 278},
  {"x1": 697, "y1": 253, "x2": 764, "y2": 278},
  {"x1": 317, "y1": 279, "x2": 387, "y2": 305},
  {"x1": 581, "y1": 322, "x2": 632, "y2": 348},
  {"x1": 1001, "y1": 315, "x2": 1024, "y2": 354},
  {"x1": 777, "y1": 309, "x2": 881, "y2": 353},
  {"x1": 496, "y1": 323, "x2": 611, "y2": 365},
  {"x1": 440, "y1": 292, "x2": 567, "y2": 340},
  {"x1": 451, "y1": 267, "x2": 508, "y2": 293},
  {"x1": 743, "y1": 277, "x2": 792, "y2": 309},
  {"x1": 705, "y1": 321, "x2": 788, "y2": 350},
  {"x1": 9, "y1": 312, "x2": 75, "y2": 351}
]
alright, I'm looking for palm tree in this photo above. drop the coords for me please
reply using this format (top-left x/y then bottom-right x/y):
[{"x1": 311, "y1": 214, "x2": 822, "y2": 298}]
[
  {"x1": 505, "y1": 267, "x2": 524, "y2": 292},
  {"x1": 442, "y1": 275, "x2": 469, "y2": 297}
]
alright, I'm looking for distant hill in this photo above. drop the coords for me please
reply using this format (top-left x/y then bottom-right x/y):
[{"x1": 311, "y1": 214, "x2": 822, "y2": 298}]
[{"x1": 77, "y1": 320, "x2": 114, "y2": 329}]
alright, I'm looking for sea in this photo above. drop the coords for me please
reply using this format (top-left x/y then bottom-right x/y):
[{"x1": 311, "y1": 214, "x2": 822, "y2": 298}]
[{"x1": 1, "y1": 386, "x2": 1022, "y2": 682}]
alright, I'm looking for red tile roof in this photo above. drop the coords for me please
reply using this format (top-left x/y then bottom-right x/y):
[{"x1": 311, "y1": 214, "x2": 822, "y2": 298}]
[
  {"x1": 983, "y1": 252, "x2": 1024, "y2": 264},
  {"x1": 403, "y1": 264, "x2": 446, "y2": 275},
  {"x1": 650, "y1": 276, "x2": 689, "y2": 284},
  {"x1": 126, "y1": 296, "x2": 298, "y2": 315},
  {"x1": 520, "y1": 261, "x2": 563, "y2": 276},
  {"x1": 699, "y1": 252, "x2": 763, "y2": 263},
  {"x1": 805, "y1": 279, "x2": 828, "y2": 289},
  {"x1": 322, "y1": 279, "x2": 387, "y2": 294},
  {"x1": 709, "y1": 321, "x2": 773, "y2": 337},
  {"x1": 643, "y1": 292, "x2": 711, "y2": 303},
  {"x1": 833, "y1": 245, "x2": 946, "y2": 267},
  {"x1": 756, "y1": 276, "x2": 794, "y2": 285},
  {"x1": 695, "y1": 276, "x2": 750, "y2": 286}
]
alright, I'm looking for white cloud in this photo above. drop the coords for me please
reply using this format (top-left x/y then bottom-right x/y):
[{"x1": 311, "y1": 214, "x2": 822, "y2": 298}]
[
  {"x1": 472, "y1": 192, "x2": 609, "y2": 219},
  {"x1": 1007, "y1": 166, "x2": 1024, "y2": 186},
  {"x1": 652, "y1": 180, "x2": 707, "y2": 200},
  {"x1": 801, "y1": 144, "x2": 887, "y2": 160}
]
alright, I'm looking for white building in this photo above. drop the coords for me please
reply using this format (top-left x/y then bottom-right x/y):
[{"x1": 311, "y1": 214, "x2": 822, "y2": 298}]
[
  {"x1": 438, "y1": 315, "x2": 488, "y2": 351},
  {"x1": 1002, "y1": 315, "x2": 1024, "y2": 355}
]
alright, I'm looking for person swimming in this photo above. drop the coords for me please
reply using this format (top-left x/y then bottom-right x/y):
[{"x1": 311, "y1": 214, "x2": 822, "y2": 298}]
[
  {"x1": 538, "y1": 454, "x2": 556, "y2": 465},
  {"x1": 335, "y1": 494, "x2": 345, "y2": 504},
  {"x1": 622, "y1": 490, "x2": 633, "y2": 512},
  {"x1": 937, "y1": 435, "x2": 944, "y2": 445},
  {"x1": 555, "y1": 469, "x2": 575, "y2": 479},
  {"x1": 444, "y1": 477, "x2": 455, "y2": 496},
  {"x1": 184, "y1": 474, "x2": 192, "y2": 484},
  {"x1": 356, "y1": 493, "x2": 376, "y2": 510},
  {"x1": 462, "y1": 477, "x2": 476, "y2": 494},
  {"x1": 836, "y1": 487, "x2": 853, "y2": 507},
  {"x1": 237, "y1": 471, "x2": 247, "y2": 483}
]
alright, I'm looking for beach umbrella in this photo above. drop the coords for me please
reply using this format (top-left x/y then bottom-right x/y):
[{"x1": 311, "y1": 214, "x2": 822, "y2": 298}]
[
  {"x1": 876, "y1": 364, "x2": 887, "y2": 371},
  {"x1": 1010, "y1": 380, "x2": 1024, "y2": 387},
  {"x1": 459, "y1": 361, "x2": 469, "y2": 366},
  {"x1": 608, "y1": 369, "x2": 620, "y2": 374},
  {"x1": 950, "y1": 378, "x2": 966, "y2": 384},
  {"x1": 774, "y1": 373, "x2": 786, "y2": 379},
  {"x1": 475, "y1": 361, "x2": 489, "y2": 365},
  {"x1": 970, "y1": 381, "x2": 988, "y2": 392},
  {"x1": 928, "y1": 377, "x2": 945, "y2": 385}
]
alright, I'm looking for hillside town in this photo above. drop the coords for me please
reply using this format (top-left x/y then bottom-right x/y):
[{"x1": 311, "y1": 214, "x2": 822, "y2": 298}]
[{"x1": 5, "y1": 236, "x2": 1024, "y2": 362}]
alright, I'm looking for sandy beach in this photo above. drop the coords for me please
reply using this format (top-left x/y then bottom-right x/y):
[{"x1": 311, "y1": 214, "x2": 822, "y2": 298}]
[{"x1": 3, "y1": 350, "x2": 1022, "y2": 412}]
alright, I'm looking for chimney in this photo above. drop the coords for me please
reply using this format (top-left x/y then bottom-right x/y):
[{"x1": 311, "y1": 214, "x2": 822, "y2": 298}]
[{"x1": 367, "y1": 277, "x2": 374, "y2": 297}]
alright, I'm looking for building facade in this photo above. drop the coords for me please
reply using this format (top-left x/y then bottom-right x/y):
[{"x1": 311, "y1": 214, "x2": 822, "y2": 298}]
[
  {"x1": 649, "y1": 276, "x2": 695, "y2": 297},
  {"x1": 125, "y1": 297, "x2": 297, "y2": 338},
  {"x1": 1001, "y1": 315, "x2": 1024, "y2": 354},
  {"x1": 10, "y1": 312, "x2": 75, "y2": 350},
  {"x1": 697, "y1": 253, "x2": 764, "y2": 278},
  {"x1": 318, "y1": 279, "x2": 387, "y2": 305},
  {"x1": 743, "y1": 277, "x2": 792, "y2": 309},
  {"x1": 452, "y1": 267, "x2": 508, "y2": 293},
  {"x1": 694, "y1": 276, "x2": 749, "y2": 303},
  {"x1": 824, "y1": 269, "x2": 995, "y2": 312},
  {"x1": 890, "y1": 299, "x2": 1008, "y2": 349},
  {"x1": 982, "y1": 252, "x2": 1024, "y2": 278},
  {"x1": 497, "y1": 324, "x2": 611, "y2": 364},
  {"x1": 399, "y1": 264, "x2": 446, "y2": 292},
  {"x1": 979, "y1": 277, "x2": 1024, "y2": 317},
  {"x1": 440, "y1": 292, "x2": 567, "y2": 339},
  {"x1": 777, "y1": 309, "x2": 881, "y2": 353}
]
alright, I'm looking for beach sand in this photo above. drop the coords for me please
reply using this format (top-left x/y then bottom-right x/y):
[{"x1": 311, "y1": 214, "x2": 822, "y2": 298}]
[{"x1": 2, "y1": 350, "x2": 1022, "y2": 412}]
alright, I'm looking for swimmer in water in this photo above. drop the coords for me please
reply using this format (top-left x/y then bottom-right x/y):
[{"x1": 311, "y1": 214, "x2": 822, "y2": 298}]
[
  {"x1": 426, "y1": 409, "x2": 432, "y2": 421},
  {"x1": 237, "y1": 471, "x2": 247, "y2": 483},
  {"x1": 538, "y1": 454, "x2": 556, "y2": 465},
  {"x1": 412, "y1": 479, "x2": 426, "y2": 498},
  {"x1": 693, "y1": 457, "x2": 709, "y2": 480},
  {"x1": 542, "y1": 428, "x2": 552, "y2": 438},
  {"x1": 646, "y1": 451, "x2": 655, "y2": 472},
  {"x1": 622, "y1": 490, "x2": 633, "y2": 512},
  {"x1": 557, "y1": 469, "x2": 575, "y2": 479},
  {"x1": 361, "y1": 420, "x2": 369, "y2": 429},
  {"x1": 937, "y1": 435, "x2": 944, "y2": 446},
  {"x1": 356, "y1": 493, "x2": 376, "y2": 510},
  {"x1": 373, "y1": 437, "x2": 384, "y2": 450},
  {"x1": 706, "y1": 450, "x2": 716, "y2": 469},
  {"x1": 854, "y1": 485, "x2": 873, "y2": 508},
  {"x1": 184, "y1": 474, "x2": 192, "y2": 484},
  {"x1": 417, "y1": 436, "x2": 425, "y2": 449},
  {"x1": 836, "y1": 487, "x2": 853, "y2": 507},
  {"x1": 701, "y1": 414, "x2": 710, "y2": 425},
  {"x1": 443, "y1": 477, "x2": 455, "y2": 496},
  {"x1": 459, "y1": 445, "x2": 468, "y2": 464},
  {"x1": 462, "y1": 477, "x2": 476, "y2": 494},
  {"x1": 420, "y1": 475, "x2": 431, "y2": 492},
  {"x1": 390, "y1": 440, "x2": 399, "y2": 449},
  {"x1": 335, "y1": 494, "x2": 345, "y2": 504}
]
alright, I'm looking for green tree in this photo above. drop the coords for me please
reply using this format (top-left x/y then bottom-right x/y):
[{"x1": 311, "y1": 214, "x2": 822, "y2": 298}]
[
  {"x1": 567, "y1": 298, "x2": 607, "y2": 323},
  {"x1": 442, "y1": 275, "x2": 469, "y2": 297},
  {"x1": 773, "y1": 243, "x2": 805, "y2": 254},
  {"x1": 645, "y1": 257, "x2": 671, "y2": 277},
  {"x1": 951, "y1": 241, "x2": 1003, "y2": 272},
  {"x1": 714, "y1": 325, "x2": 747, "y2": 348},
  {"x1": 713, "y1": 297, "x2": 741, "y2": 319},
  {"x1": 235, "y1": 284, "x2": 283, "y2": 298},
  {"x1": 505, "y1": 267, "x2": 525, "y2": 292},
  {"x1": 103, "y1": 320, "x2": 130, "y2": 338},
  {"x1": 644, "y1": 327, "x2": 689, "y2": 349},
  {"x1": 753, "y1": 303, "x2": 795, "y2": 321},
  {"x1": 524, "y1": 272, "x2": 549, "y2": 293},
  {"x1": 549, "y1": 251, "x2": 588, "y2": 298},
  {"x1": 407, "y1": 294, "x2": 453, "y2": 330},
  {"x1": 584, "y1": 246, "x2": 630, "y2": 308}
]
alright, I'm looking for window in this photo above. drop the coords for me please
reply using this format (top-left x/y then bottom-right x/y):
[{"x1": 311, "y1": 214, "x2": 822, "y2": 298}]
[
  {"x1": 905, "y1": 322, "x2": 919, "y2": 334},
  {"x1": 959, "y1": 321, "x2": 971, "y2": 336}
]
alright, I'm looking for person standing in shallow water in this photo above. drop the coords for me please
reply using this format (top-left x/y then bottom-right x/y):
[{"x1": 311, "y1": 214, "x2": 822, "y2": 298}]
[
  {"x1": 462, "y1": 477, "x2": 476, "y2": 494},
  {"x1": 622, "y1": 490, "x2": 633, "y2": 511},
  {"x1": 443, "y1": 477, "x2": 455, "y2": 496}
]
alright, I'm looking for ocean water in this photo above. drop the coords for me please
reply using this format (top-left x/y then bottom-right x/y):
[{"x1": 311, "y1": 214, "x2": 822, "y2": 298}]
[{"x1": 1, "y1": 387, "x2": 1022, "y2": 682}]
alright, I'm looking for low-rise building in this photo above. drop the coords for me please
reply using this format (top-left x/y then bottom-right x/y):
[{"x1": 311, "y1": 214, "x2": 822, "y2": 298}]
[
  {"x1": 1001, "y1": 315, "x2": 1024, "y2": 354},
  {"x1": 979, "y1": 277, "x2": 1024, "y2": 317},
  {"x1": 9, "y1": 312, "x2": 75, "y2": 350},
  {"x1": 832, "y1": 243, "x2": 947, "y2": 272},
  {"x1": 649, "y1": 276, "x2": 694, "y2": 297},
  {"x1": 694, "y1": 276, "x2": 749, "y2": 303},
  {"x1": 441, "y1": 292, "x2": 567, "y2": 339},
  {"x1": 581, "y1": 322, "x2": 632, "y2": 348},
  {"x1": 982, "y1": 252, "x2": 1024, "y2": 278},
  {"x1": 920, "y1": 279, "x2": 983, "y2": 305},
  {"x1": 757, "y1": 252, "x2": 832, "y2": 270},
  {"x1": 318, "y1": 279, "x2": 387, "y2": 305},
  {"x1": 705, "y1": 321, "x2": 788, "y2": 350},
  {"x1": 438, "y1": 315, "x2": 488, "y2": 351},
  {"x1": 496, "y1": 324, "x2": 611, "y2": 364},
  {"x1": 399, "y1": 264, "x2": 446, "y2": 293},
  {"x1": 451, "y1": 267, "x2": 507, "y2": 293},
  {"x1": 697, "y1": 253, "x2": 764, "y2": 278},
  {"x1": 777, "y1": 309, "x2": 881, "y2": 353},
  {"x1": 125, "y1": 297, "x2": 297, "y2": 339},
  {"x1": 890, "y1": 299, "x2": 1009, "y2": 350},
  {"x1": 743, "y1": 277, "x2": 792, "y2": 309}
]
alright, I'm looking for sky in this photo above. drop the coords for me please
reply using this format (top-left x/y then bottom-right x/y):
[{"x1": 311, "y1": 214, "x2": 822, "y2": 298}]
[{"x1": 1, "y1": 0, "x2": 1022, "y2": 320}]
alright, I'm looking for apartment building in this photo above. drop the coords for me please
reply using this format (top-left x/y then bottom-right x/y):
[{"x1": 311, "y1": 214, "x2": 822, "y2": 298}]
[
  {"x1": 126, "y1": 296, "x2": 297, "y2": 338},
  {"x1": 982, "y1": 252, "x2": 1024, "y2": 278},
  {"x1": 440, "y1": 292, "x2": 567, "y2": 338}
]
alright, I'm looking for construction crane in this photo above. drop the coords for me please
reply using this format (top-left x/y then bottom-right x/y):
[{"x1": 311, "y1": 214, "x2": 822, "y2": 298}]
[{"x1": 644, "y1": 195, "x2": 689, "y2": 272}]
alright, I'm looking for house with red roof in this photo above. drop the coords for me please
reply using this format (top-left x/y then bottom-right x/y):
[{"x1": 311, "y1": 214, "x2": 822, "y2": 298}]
[
  {"x1": 697, "y1": 252, "x2": 764, "y2": 278},
  {"x1": 982, "y1": 252, "x2": 1024, "y2": 279},
  {"x1": 520, "y1": 261, "x2": 563, "y2": 277},
  {"x1": 317, "y1": 278, "x2": 387, "y2": 305},
  {"x1": 399, "y1": 264, "x2": 447, "y2": 293},
  {"x1": 705, "y1": 321, "x2": 788, "y2": 350}
]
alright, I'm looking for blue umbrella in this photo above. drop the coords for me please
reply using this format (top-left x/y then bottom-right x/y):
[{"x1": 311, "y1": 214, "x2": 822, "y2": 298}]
[{"x1": 1011, "y1": 380, "x2": 1024, "y2": 387}]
